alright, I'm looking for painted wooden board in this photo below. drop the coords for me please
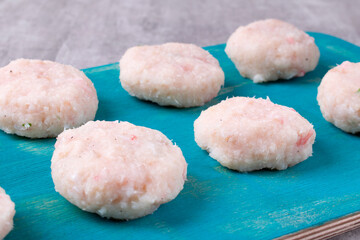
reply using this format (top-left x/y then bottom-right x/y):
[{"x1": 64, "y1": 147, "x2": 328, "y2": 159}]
[{"x1": 1, "y1": 32, "x2": 360, "y2": 240}]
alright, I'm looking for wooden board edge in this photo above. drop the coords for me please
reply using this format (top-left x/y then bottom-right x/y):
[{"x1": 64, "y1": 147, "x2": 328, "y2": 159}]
[{"x1": 275, "y1": 212, "x2": 360, "y2": 240}]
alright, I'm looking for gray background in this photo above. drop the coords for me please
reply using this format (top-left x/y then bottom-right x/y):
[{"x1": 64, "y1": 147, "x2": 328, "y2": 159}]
[
  {"x1": 0, "y1": 0, "x2": 359, "y2": 239},
  {"x1": 1, "y1": 0, "x2": 359, "y2": 69}
]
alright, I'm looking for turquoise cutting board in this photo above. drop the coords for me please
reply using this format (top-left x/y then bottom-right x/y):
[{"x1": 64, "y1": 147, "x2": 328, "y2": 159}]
[{"x1": 1, "y1": 32, "x2": 360, "y2": 240}]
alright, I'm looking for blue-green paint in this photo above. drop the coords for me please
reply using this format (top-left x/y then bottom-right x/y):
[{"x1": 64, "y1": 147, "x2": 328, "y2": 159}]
[{"x1": 1, "y1": 32, "x2": 360, "y2": 240}]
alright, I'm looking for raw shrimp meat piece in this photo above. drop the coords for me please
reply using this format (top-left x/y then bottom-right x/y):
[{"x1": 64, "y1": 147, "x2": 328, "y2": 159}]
[
  {"x1": 317, "y1": 61, "x2": 360, "y2": 133},
  {"x1": 0, "y1": 187, "x2": 15, "y2": 239},
  {"x1": 51, "y1": 121, "x2": 187, "y2": 220},
  {"x1": 225, "y1": 19, "x2": 320, "y2": 83},
  {"x1": 194, "y1": 97, "x2": 316, "y2": 172},
  {"x1": 0, "y1": 59, "x2": 98, "y2": 138},
  {"x1": 119, "y1": 43, "x2": 224, "y2": 107}
]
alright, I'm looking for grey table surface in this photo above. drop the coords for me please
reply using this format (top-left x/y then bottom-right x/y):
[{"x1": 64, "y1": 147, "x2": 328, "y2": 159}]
[{"x1": 0, "y1": 0, "x2": 359, "y2": 239}]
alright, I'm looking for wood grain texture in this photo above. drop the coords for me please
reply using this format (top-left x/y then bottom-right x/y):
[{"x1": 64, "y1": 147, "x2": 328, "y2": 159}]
[
  {"x1": 1, "y1": 32, "x2": 360, "y2": 239},
  {"x1": 277, "y1": 212, "x2": 360, "y2": 240}
]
